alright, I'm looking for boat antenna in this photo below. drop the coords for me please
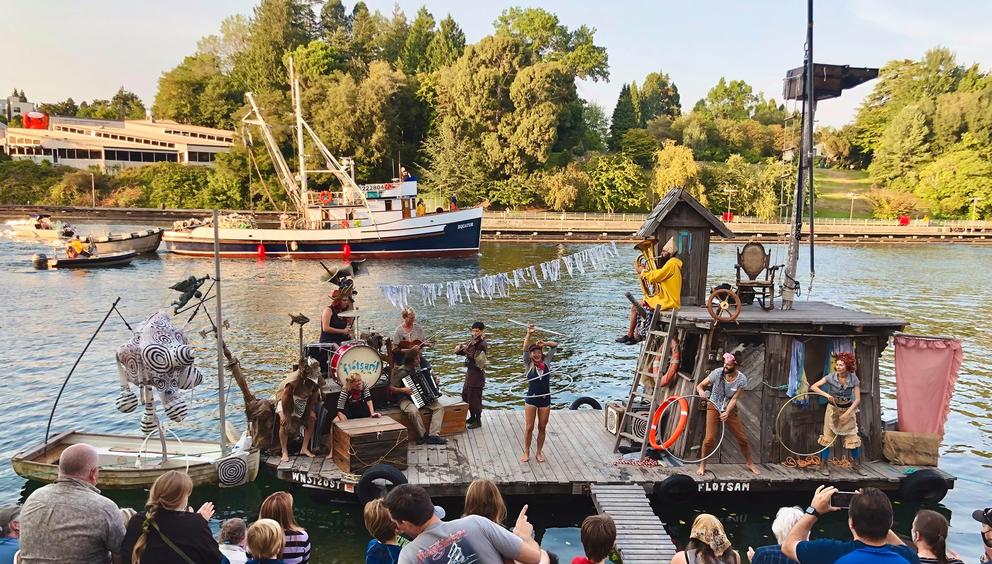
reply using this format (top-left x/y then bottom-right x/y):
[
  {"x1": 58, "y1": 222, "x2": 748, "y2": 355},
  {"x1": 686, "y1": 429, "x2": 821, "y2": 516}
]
[
  {"x1": 212, "y1": 209, "x2": 229, "y2": 456},
  {"x1": 290, "y1": 57, "x2": 308, "y2": 198},
  {"x1": 781, "y1": 0, "x2": 815, "y2": 310}
]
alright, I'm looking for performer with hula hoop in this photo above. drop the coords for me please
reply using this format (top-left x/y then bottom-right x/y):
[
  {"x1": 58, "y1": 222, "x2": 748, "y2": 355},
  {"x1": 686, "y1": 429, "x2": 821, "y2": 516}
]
[
  {"x1": 809, "y1": 352, "x2": 863, "y2": 475},
  {"x1": 521, "y1": 324, "x2": 558, "y2": 463},
  {"x1": 695, "y1": 352, "x2": 760, "y2": 476}
]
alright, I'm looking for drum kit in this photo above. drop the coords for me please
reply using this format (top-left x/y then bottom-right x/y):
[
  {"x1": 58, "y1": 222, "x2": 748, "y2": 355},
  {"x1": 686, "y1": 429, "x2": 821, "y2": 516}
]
[{"x1": 301, "y1": 307, "x2": 387, "y2": 391}]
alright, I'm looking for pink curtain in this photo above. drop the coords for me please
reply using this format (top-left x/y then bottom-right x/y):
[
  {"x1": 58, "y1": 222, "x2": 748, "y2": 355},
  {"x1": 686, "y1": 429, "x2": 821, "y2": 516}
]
[{"x1": 894, "y1": 335, "x2": 963, "y2": 435}]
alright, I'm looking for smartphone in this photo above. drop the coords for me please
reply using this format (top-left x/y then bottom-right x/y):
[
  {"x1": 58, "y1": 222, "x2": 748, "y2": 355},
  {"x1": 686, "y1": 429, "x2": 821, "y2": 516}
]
[{"x1": 831, "y1": 491, "x2": 857, "y2": 508}]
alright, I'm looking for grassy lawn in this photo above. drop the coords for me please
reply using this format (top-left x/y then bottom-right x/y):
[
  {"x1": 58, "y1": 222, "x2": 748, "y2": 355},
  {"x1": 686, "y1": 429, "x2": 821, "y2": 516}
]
[{"x1": 813, "y1": 168, "x2": 873, "y2": 219}]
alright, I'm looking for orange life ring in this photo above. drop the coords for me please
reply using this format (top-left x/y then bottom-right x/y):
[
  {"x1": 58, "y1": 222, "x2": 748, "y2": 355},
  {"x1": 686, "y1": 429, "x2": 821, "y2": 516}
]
[
  {"x1": 648, "y1": 396, "x2": 689, "y2": 450},
  {"x1": 319, "y1": 191, "x2": 333, "y2": 204}
]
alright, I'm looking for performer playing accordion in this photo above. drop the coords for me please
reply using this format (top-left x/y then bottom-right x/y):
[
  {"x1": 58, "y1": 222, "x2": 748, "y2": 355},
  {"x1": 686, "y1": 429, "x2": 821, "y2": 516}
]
[{"x1": 388, "y1": 349, "x2": 447, "y2": 445}]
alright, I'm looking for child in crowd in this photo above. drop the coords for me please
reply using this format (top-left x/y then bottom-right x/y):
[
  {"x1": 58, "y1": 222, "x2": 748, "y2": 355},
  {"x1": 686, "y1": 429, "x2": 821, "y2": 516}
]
[
  {"x1": 364, "y1": 499, "x2": 407, "y2": 564},
  {"x1": 219, "y1": 518, "x2": 248, "y2": 564},
  {"x1": 246, "y1": 519, "x2": 286, "y2": 564},
  {"x1": 573, "y1": 515, "x2": 616, "y2": 564}
]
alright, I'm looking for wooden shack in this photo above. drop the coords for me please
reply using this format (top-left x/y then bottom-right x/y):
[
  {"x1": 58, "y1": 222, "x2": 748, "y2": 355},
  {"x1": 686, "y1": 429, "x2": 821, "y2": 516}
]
[{"x1": 637, "y1": 189, "x2": 734, "y2": 307}]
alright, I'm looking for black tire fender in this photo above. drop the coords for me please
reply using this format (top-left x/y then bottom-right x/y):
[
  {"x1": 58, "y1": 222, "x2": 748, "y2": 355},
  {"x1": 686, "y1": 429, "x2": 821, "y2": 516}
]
[
  {"x1": 653, "y1": 474, "x2": 697, "y2": 499},
  {"x1": 568, "y1": 396, "x2": 602, "y2": 410},
  {"x1": 356, "y1": 464, "x2": 408, "y2": 505},
  {"x1": 899, "y1": 468, "x2": 949, "y2": 504}
]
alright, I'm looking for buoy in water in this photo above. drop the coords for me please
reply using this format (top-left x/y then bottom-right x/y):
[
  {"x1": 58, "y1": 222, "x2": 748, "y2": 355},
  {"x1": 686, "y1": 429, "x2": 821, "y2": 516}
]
[
  {"x1": 342, "y1": 242, "x2": 352, "y2": 260},
  {"x1": 32, "y1": 254, "x2": 49, "y2": 270},
  {"x1": 257, "y1": 243, "x2": 266, "y2": 260}
]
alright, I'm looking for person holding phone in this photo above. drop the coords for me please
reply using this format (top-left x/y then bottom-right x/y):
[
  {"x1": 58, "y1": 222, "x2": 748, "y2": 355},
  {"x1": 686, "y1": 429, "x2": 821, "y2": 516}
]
[
  {"x1": 810, "y1": 352, "x2": 863, "y2": 476},
  {"x1": 781, "y1": 486, "x2": 919, "y2": 564}
]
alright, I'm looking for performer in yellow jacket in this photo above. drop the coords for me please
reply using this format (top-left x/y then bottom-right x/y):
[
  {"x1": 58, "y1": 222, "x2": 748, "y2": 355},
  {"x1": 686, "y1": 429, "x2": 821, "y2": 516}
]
[{"x1": 617, "y1": 237, "x2": 682, "y2": 344}]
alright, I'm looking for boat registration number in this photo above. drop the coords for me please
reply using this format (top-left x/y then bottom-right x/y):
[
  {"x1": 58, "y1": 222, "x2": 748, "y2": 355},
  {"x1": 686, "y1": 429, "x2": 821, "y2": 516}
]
[
  {"x1": 291, "y1": 471, "x2": 355, "y2": 492},
  {"x1": 697, "y1": 481, "x2": 751, "y2": 493}
]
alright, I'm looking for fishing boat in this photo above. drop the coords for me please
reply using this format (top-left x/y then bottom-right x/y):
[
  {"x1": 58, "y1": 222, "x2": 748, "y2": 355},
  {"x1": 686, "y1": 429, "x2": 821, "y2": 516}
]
[
  {"x1": 6, "y1": 215, "x2": 75, "y2": 240},
  {"x1": 164, "y1": 60, "x2": 483, "y2": 259},
  {"x1": 32, "y1": 250, "x2": 137, "y2": 269},
  {"x1": 86, "y1": 228, "x2": 164, "y2": 255},
  {"x1": 11, "y1": 431, "x2": 259, "y2": 490}
]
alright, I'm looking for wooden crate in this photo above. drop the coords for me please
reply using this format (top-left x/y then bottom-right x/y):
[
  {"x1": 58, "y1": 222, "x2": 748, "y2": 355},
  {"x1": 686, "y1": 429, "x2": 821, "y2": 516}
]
[
  {"x1": 332, "y1": 417, "x2": 408, "y2": 474},
  {"x1": 385, "y1": 396, "x2": 468, "y2": 437}
]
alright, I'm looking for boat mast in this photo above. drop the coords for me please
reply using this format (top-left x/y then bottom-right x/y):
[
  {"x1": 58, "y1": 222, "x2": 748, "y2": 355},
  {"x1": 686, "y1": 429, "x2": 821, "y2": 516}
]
[
  {"x1": 213, "y1": 209, "x2": 228, "y2": 456},
  {"x1": 781, "y1": 0, "x2": 815, "y2": 310},
  {"x1": 243, "y1": 92, "x2": 307, "y2": 215},
  {"x1": 291, "y1": 58, "x2": 308, "y2": 198}
]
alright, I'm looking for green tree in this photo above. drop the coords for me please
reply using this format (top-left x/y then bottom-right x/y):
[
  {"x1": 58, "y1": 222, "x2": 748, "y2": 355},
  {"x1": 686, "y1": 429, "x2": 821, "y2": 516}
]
[
  {"x1": 579, "y1": 101, "x2": 608, "y2": 152},
  {"x1": 0, "y1": 160, "x2": 72, "y2": 204},
  {"x1": 915, "y1": 136, "x2": 992, "y2": 217},
  {"x1": 865, "y1": 188, "x2": 920, "y2": 219},
  {"x1": 651, "y1": 140, "x2": 705, "y2": 203},
  {"x1": 424, "y1": 15, "x2": 465, "y2": 72},
  {"x1": 400, "y1": 7, "x2": 435, "y2": 74},
  {"x1": 375, "y1": 5, "x2": 409, "y2": 65},
  {"x1": 752, "y1": 96, "x2": 788, "y2": 125},
  {"x1": 817, "y1": 126, "x2": 852, "y2": 167},
  {"x1": 420, "y1": 125, "x2": 489, "y2": 205},
  {"x1": 868, "y1": 104, "x2": 931, "y2": 190},
  {"x1": 348, "y1": 2, "x2": 382, "y2": 66},
  {"x1": 154, "y1": 53, "x2": 241, "y2": 128},
  {"x1": 320, "y1": 0, "x2": 351, "y2": 52},
  {"x1": 233, "y1": 0, "x2": 315, "y2": 93},
  {"x1": 698, "y1": 77, "x2": 757, "y2": 120},
  {"x1": 620, "y1": 128, "x2": 657, "y2": 168},
  {"x1": 587, "y1": 153, "x2": 646, "y2": 212},
  {"x1": 541, "y1": 162, "x2": 590, "y2": 211},
  {"x1": 285, "y1": 39, "x2": 343, "y2": 85},
  {"x1": 196, "y1": 14, "x2": 250, "y2": 73},
  {"x1": 638, "y1": 71, "x2": 680, "y2": 122},
  {"x1": 608, "y1": 84, "x2": 638, "y2": 151},
  {"x1": 493, "y1": 7, "x2": 608, "y2": 81},
  {"x1": 37, "y1": 98, "x2": 78, "y2": 117}
]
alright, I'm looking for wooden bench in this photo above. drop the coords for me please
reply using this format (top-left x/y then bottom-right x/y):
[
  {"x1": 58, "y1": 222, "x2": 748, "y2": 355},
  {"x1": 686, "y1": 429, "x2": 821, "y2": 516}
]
[{"x1": 381, "y1": 395, "x2": 468, "y2": 437}]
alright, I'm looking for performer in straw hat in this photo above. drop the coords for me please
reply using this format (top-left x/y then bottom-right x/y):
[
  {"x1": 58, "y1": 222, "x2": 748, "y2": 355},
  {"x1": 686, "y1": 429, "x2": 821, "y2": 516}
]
[{"x1": 616, "y1": 237, "x2": 683, "y2": 345}]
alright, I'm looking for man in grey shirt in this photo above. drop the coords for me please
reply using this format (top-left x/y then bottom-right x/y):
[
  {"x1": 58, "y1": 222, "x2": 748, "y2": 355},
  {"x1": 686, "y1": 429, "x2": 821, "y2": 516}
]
[
  {"x1": 18, "y1": 443, "x2": 126, "y2": 563},
  {"x1": 385, "y1": 484, "x2": 546, "y2": 564},
  {"x1": 695, "y1": 352, "x2": 759, "y2": 477}
]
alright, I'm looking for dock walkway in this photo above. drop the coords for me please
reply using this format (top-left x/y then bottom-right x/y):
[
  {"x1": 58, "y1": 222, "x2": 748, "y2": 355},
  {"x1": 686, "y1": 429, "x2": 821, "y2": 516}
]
[
  {"x1": 265, "y1": 409, "x2": 953, "y2": 499},
  {"x1": 590, "y1": 483, "x2": 676, "y2": 564}
]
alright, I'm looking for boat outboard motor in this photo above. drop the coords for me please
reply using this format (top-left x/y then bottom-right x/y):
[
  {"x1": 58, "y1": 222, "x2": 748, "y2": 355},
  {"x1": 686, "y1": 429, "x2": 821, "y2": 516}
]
[{"x1": 32, "y1": 254, "x2": 49, "y2": 270}]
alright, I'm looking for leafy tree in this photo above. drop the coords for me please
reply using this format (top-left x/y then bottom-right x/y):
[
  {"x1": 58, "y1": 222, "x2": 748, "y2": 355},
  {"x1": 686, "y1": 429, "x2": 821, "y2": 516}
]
[
  {"x1": 110, "y1": 88, "x2": 146, "y2": 119},
  {"x1": 420, "y1": 124, "x2": 489, "y2": 205},
  {"x1": 348, "y1": 2, "x2": 382, "y2": 67},
  {"x1": 752, "y1": 96, "x2": 788, "y2": 125},
  {"x1": 154, "y1": 53, "x2": 241, "y2": 128},
  {"x1": 37, "y1": 98, "x2": 78, "y2": 117},
  {"x1": 620, "y1": 128, "x2": 657, "y2": 168},
  {"x1": 638, "y1": 71, "x2": 680, "y2": 122},
  {"x1": 8, "y1": 115, "x2": 22, "y2": 127},
  {"x1": 375, "y1": 5, "x2": 409, "y2": 66},
  {"x1": 586, "y1": 153, "x2": 645, "y2": 212},
  {"x1": 868, "y1": 104, "x2": 931, "y2": 190},
  {"x1": 651, "y1": 140, "x2": 704, "y2": 203},
  {"x1": 400, "y1": 7, "x2": 435, "y2": 74},
  {"x1": 629, "y1": 81, "x2": 642, "y2": 126},
  {"x1": 196, "y1": 14, "x2": 250, "y2": 73},
  {"x1": 285, "y1": 40, "x2": 343, "y2": 85},
  {"x1": 320, "y1": 0, "x2": 352, "y2": 52},
  {"x1": 865, "y1": 188, "x2": 920, "y2": 219},
  {"x1": 493, "y1": 7, "x2": 608, "y2": 81},
  {"x1": 915, "y1": 135, "x2": 992, "y2": 217},
  {"x1": 542, "y1": 162, "x2": 590, "y2": 211},
  {"x1": 697, "y1": 77, "x2": 757, "y2": 120},
  {"x1": 608, "y1": 84, "x2": 638, "y2": 151},
  {"x1": 817, "y1": 126, "x2": 851, "y2": 167},
  {"x1": 579, "y1": 101, "x2": 608, "y2": 152},
  {"x1": 233, "y1": 0, "x2": 316, "y2": 93},
  {"x1": 147, "y1": 162, "x2": 211, "y2": 208},
  {"x1": 488, "y1": 174, "x2": 537, "y2": 209},
  {"x1": 0, "y1": 160, "x2": 72, "y2": 204},
  {"x1": 424, "y1": 15, "x2": 465, "y2": 72}
]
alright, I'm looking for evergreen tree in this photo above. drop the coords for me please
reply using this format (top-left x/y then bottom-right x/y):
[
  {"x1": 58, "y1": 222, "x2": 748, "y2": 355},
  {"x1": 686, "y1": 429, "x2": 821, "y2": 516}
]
[
  {"x1": 320, "y1": 0, "x2": 351, "y2": 52},
  {"x1": 349, "y1": 1, "x2": 381, "y2": 66},
  {"x1": 629, "y1": 81, "x2": 642, "y2": 126},
  {"x1": 400, "y1": 7, "x2": 435, "y2": 74},
  {"x1": 868, "y1": 104, "x2": 931, "y2": 191},
  {"x1": 424, "y1": 15, "x2": 465, "y2": 72},
  {"x1": 233, "y1": 0, "x2": 316, "y2": 93},
  {"x1": 608, "y1": 84, "x2": 638, "y2": 151},
  {"x1": 639, "y1": 71, "x2": 680, "y2": 121}
]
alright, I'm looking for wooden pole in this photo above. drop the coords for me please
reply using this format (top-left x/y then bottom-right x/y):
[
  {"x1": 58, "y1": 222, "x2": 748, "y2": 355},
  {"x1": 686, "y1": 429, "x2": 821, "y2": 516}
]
[{"x1": 213, "y1": 209, "x2": 228, "y2": 456}]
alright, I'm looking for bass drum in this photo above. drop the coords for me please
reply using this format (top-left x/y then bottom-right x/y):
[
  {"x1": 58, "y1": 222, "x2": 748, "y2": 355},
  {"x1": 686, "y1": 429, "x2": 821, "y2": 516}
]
[{"x1": 330, "y1": 341, "x2": 383, "y2": 388}]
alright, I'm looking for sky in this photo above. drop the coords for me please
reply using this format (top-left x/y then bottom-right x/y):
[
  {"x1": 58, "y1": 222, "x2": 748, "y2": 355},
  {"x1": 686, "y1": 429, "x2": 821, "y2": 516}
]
[{"x1": 1, "y1": 0, "x2": 990, "y2": 128}]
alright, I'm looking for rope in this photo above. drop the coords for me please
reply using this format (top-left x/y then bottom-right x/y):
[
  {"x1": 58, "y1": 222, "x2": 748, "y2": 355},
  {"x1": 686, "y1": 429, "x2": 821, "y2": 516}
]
[
  {"x1": 774, "y1": 391, "x2": 836, "y2": 457},
  {"x1": 347, "y1": 431, "x2": 407, "y2": 469},
  {"x1": 614, "y1": 456, "x2": 659, "y2": 467},
  {"x1": 652, "y1": 394, "x2": 726, "y2": 465}
]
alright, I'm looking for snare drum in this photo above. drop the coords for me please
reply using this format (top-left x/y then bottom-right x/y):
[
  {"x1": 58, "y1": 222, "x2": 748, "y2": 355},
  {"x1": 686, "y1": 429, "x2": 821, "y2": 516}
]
[{"x1": 330, "y1": 340, "x2": 383, "y2": 387}]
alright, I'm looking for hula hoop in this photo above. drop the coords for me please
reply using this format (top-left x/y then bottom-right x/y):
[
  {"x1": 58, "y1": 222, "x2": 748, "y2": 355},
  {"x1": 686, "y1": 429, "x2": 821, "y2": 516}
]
[
  {"x1": 652, "y1": 393, "x2": 725, "y2": 465},
  {"x1": 523, "y1": 373, "x2": 577, "y2": 399},
  {"x1": 774, "y1": 391, "x2": 836, "y2": 457}
]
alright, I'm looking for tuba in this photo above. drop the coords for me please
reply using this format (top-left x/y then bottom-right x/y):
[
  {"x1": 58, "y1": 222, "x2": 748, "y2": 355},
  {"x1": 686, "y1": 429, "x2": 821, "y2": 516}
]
[{"x1": 634, "y1": 239, "x2": 660, "y2": 299}]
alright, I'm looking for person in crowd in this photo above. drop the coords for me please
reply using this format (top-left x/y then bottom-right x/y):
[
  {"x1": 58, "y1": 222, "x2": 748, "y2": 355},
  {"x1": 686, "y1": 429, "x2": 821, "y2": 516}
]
[
  {"x1": 781, "y1": 486, "x2": 919, "y2": 564},
  {"x1": 384, "y1": 484, "x2": 546, "y2": 564},
  {"x1": 320, "y1": 291, "x2": 355, "y2": 346},
  {"x1": 463, "y1": 480, "x2": 507, "y2": 526},
  {"x1": 219, "y1": 518, "x2": 249, "y2": 564},
  {"x1": 810, "y1": 352, "x2": 863, "y2": 475},
  {"x1": 455, "y1": 322, "x2": 488, "y2": 429},
  {"x1": 748, "y1": 506, "x2": 805, "y2": 564},
  {"x1": 18, "y1": 443, "x2": 126, "y2": 563},
  {"x1": 671, "y1": 513, "x2": 741, "y2": 564},
  {"x1": 913, "y1": 509, "x2": 963, "y2": 564},
  {"x1": 572, "y1": 515, "x2": 615, "y2": 564},
  {"x1": 975, "y1": 507, "x2": 992, "y2": 563},
  {"x1": 121, "y1": 470, "x2": 221, "y2": 564},
  {"x1": 0, "y1": 506, "x2": 20, "y2": 564},
  {"x1": 389, "y1": 349, "x2": 446, "y2": 445},
  {"x1": 336, "y1": 372, "x2": 380, "y2": 421},
  {"x1": 364, "y1": 499, "x2": 407, "y2": 564},
  {"x1": 696, "y1": 352, "x2": 759, "y2": 476},
  {"x1": 120, "y1": 508, "x2": 137, "y2": 527},
  {"x1": 66, "y1": 235, "x2": 91, "y2": 258},
  {"x1": 277, "y1": 358, "x2": 321, "y2": 462},
  {"x1": 259, "y1": 492, "x2": 311, "y2": 564},
  {"x1": 522, "y1": 324, "x2": 558, "y2": 463},
  {"x1": 617, "y1": 238, "x2": 681, "y2": 345},
  {"x1": 416, "y1": 199, "x2": 426, "y2": 217},
  {"x1": 246, "y1": 519, "x2": 285, "y2": 564}
]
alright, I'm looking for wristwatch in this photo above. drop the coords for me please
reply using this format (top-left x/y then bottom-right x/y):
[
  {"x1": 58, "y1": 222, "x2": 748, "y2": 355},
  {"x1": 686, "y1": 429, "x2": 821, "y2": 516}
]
[{"x1": 805, "y1": 506, "x2": 820, "y2": 518}]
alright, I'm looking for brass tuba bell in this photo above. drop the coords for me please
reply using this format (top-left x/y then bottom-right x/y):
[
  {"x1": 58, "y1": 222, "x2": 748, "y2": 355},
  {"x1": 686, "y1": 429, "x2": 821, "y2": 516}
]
[{"x1": 633, "y1": 239, "x2": 660, "y2": 298}]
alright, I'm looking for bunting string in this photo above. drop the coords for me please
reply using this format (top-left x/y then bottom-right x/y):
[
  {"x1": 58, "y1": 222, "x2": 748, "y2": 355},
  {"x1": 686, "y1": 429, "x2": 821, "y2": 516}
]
[{"x1": 379, "y1": 241, "x2": 619, "y2": 309}]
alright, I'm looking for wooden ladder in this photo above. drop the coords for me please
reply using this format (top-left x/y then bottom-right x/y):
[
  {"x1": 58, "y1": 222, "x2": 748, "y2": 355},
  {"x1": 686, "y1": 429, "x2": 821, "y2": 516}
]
[{"x1": 612, "y1": 306, "x2": 679, "y2": 459}]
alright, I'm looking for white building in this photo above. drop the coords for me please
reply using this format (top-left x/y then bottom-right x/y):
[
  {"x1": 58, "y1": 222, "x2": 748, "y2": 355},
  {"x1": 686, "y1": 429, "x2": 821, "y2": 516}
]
[
  {"x1": 3, "y1": 96, "x2": 36, "y2": 122},
  {"x1": 2, "y1": 117, "x2": 234, "y2": 171}
]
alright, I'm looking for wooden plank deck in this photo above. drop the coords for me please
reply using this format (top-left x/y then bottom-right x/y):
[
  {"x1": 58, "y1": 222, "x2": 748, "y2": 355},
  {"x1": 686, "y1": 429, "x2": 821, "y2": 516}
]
[
  {"x1": 591, "y1": 483, "x2": 676, "y2": 564},
  {"x1": 264, "y1": 409, "x2": 953, "y2": 499},
  {"x1": 663, "y1": 300, "x2": 907, "y2": 328}
]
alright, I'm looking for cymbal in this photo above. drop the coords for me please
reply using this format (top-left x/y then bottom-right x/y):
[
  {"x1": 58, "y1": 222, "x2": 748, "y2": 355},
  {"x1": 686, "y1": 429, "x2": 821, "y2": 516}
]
[{"x1": 337, "y1": 310, "x2": 361, "y2": 318}]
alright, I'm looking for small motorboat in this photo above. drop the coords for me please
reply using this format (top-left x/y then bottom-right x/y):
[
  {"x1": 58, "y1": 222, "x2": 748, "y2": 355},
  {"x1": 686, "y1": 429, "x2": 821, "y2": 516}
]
[
  {"x1": 12, "y1": 431, "x2": 260, "y2": 490},
  {"x1": 86, "y1": 228, "x2": 164, "y2": 255},
  {"x1": 6, "y1": 215, "x2": 74, "y2": 240},
  {"x1": 32, "y1": 250, "x2": 137, "y2": 269}
]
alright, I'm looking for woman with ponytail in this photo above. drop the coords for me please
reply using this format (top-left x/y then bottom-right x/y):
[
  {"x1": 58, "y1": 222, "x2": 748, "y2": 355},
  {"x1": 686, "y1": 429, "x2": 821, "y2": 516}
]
[
  {"x1": 913, "y1": 510, "x2": 963, "y2": 564},
  {"x1": 121, "y1": 470, "x2": 223, "y2": 564},
  {"x1": 258, "y1": 492, "x2": 311, "y2": 564}
]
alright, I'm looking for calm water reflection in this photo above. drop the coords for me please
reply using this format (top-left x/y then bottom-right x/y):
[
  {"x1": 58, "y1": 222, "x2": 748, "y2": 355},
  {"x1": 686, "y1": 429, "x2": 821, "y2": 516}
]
[{"x1": 1, "y1": 228, "x2": 989, "y2": 562}]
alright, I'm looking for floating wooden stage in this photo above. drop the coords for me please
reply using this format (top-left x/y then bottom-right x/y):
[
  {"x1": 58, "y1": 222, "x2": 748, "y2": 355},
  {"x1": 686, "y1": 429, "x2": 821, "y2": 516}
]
[{"x1": 265, "y1": 409, "x2": 954, "y2": 499}]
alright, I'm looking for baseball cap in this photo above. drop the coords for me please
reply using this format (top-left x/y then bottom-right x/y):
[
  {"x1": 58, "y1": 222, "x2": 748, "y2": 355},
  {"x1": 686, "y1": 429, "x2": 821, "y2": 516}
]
[
  {"x1": 973, "y1": 508, "x2": 992, "y2": 526},
  {"x1": 528, "y1": 343, "x2": 543, "y2": 352}
]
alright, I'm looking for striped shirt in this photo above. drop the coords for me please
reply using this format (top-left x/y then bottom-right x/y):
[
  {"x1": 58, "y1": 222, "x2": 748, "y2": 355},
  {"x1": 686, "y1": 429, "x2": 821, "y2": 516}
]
[
  {"x1": 282, "y1": 529, "x2": 311, "y2": 564},
  {"x1": 337, "y1": 383, "x2": 371, "y2": 410}
]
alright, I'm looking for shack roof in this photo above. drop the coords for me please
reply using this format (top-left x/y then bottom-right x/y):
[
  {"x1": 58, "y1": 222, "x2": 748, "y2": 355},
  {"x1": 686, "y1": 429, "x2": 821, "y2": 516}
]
[
  {"x1": 637, "y1": 188, "x2": 735, "y2": 239},
  {"x1": 669, "y1": 300, "x2": 907, "y2": 332}
]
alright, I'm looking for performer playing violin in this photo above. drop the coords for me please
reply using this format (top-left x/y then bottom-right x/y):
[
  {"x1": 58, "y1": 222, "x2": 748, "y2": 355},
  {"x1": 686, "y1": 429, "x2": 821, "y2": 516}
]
[
  {"x1": 810, "y1": 352, "x2": 863, "y2": 475},
  {"x1": 521, "y1": 324, "x2": 558, "y2": 463},
  {"x1": 455, "y1": 322, "x2": 488, "y2": 429}
]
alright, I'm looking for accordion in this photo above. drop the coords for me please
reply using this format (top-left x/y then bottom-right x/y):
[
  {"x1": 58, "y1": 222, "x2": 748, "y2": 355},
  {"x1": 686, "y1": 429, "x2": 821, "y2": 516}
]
[{"x1": 402, "y1": 368, "x2": 441, "y2": 409}]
